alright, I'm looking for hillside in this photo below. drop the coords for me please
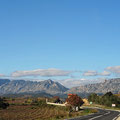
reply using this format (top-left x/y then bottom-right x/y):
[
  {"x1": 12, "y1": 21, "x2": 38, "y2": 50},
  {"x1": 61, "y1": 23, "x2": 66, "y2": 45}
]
[
  {"x1": 66, "y1": 78, "x2": 120, "y2": 94},
  {"x1": 0, "y1": 79, "x2": 68, "y2": 95},
  {"x1": 1, "y1": 78, "x2": 120, "y2": 97}
]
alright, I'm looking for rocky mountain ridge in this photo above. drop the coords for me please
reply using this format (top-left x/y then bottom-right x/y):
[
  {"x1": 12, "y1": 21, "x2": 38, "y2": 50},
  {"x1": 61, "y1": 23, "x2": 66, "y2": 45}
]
[
  {"x1": 66, "y1": 78, "x2": 120, "y2": 94},
  {"x1": 0, "y1": 78, "x2": 120, "y2": 96},
  {"x1": 0, "y1": 79, "x2": 68, "y2": 95}
]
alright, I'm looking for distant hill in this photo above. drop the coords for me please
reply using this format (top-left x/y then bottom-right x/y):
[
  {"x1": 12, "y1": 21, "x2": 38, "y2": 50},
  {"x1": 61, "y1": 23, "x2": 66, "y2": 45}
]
[
  {"x1": 66, "y1": 78, "x2": 120, "y2": 95},
  {"x1": 0, "y1": 79, "x2": 68, "y2": 95},
  {"x1": 1, "y1": 78, "x2": 120, "y2": 97}
]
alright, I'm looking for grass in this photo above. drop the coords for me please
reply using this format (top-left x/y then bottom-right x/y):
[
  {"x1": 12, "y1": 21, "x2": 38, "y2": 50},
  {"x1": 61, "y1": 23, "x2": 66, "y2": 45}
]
[
  {"x1": 83, "y1": 104, "x2": 120, "y2": 111},
  {"x1": 0, "y1": 105, "x2": 97, "y2": 120},
  {"x1": 0, "y1": 98, "x2": 98, "y2": 120}
]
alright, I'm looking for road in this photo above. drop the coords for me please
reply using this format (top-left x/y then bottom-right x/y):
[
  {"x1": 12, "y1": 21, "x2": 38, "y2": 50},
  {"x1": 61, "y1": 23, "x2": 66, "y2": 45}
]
[{"x1": 66, "y1": 108, "x2": 120, "y2": 120}]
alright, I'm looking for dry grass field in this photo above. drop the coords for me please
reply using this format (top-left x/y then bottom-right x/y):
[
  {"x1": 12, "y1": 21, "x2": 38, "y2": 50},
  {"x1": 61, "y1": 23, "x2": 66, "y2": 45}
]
[
  {"x1": 0, "y1": 98, "x2": 97, "y2": 120},
  {"x1": 0, "y1": 105, "x2": 69, "y2": 120}
]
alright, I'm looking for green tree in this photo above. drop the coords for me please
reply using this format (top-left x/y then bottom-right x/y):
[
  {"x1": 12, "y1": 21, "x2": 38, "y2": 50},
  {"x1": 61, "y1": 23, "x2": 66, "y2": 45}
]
[
  {"x1": 88, "y1": 92, "x2": 120, "y2": 108},
  {"x1": 88, "y1": 93, "x2": 100, "y2": 104},
  {"x1": 0, "y1": 97, "x2": 9, "y2": 109}
]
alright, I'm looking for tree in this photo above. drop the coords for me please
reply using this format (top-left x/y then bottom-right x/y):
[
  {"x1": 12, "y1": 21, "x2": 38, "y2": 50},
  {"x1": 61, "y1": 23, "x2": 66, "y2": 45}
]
[
  {"x1": 101, "y1": 92, "x2": 120, "y2": 107},
  {"x1": 66, "y1": 94, "x2": 84, "y2": 108},
  {"x1": 88, "y1": 93, "x2": 100, "y2": 104},
  {"x1": 88, "y1": 92, "x2": 120, "y2": 108},
  {"x1": 103, "y1": 92, "x2": 113, "y2": 97},
  {"x1": 0, "y1": 97, "x2": 9, "y2": 109}
]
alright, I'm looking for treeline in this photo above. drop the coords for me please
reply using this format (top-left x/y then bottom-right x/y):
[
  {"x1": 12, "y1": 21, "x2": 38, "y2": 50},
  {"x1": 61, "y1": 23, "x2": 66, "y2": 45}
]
[{"x1": 88, "y1": 92, "x2": 120, "y2": 107}]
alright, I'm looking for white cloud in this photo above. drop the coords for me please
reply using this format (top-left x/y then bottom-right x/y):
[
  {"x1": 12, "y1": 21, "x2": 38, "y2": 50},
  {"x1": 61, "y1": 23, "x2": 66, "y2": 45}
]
[
  {"x1": 11, "y1": 68, "x2": 72, "y2": 77},
  {"x1": 80, "y1": 78, "x2": 87, "y2": 81},
  {"x1": 0, "y1": 74, "x2": 5, "y2": 77},
  {"x1": 83, "y1": 70, "x2": 111, "y2": 76},
  {"x1": 57, "y1": 77, "x2": 107, "y2": 88},
  {"x1": 83, "y1": 71, "x2": 97, "y2": 76},
  {"x1": 99, "y1": 71, "x2": 111, "y2": 76},
  {"x1": 58, "y1": 78, "x2": 87, "y2": 88},
  {"x1": 106, "y1": 66, "x2": 120, "y2": 74}
]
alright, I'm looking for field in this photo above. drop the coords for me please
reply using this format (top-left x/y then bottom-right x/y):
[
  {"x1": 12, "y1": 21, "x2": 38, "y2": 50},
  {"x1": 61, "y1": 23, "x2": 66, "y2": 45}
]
[{"x1": 0, "y1": 98, "x2": 97, "y2": 120}]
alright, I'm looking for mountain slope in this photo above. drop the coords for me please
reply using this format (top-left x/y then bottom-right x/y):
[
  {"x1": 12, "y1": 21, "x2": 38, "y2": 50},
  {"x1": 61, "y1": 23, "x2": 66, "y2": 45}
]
[
  {"x1": 0, "y1": 79, "x2": 68, "y2": 95},
  {"x1": 0, "y1": 79, "x2": 10, "y2": 86},
  {"x1": 67, "y1": 78, "x2": 120, "y2": 94}
]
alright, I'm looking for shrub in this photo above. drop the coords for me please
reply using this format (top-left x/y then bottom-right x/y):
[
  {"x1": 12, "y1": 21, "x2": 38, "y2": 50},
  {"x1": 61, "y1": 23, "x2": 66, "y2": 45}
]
[
  {"x1": 0, "y1": 97, "x2": 9, "y2": 109},
  {"x1": 88, "y1": 92, "x2": 120, "y2": 108},
  {"x1": 32, "y1": 99, "x2": 47, "y2": 107}
]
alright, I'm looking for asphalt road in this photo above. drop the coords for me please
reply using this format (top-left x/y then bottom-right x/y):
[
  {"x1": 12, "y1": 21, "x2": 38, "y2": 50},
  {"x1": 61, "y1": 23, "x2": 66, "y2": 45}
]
[{"x1": 67, "y1": 108, "x2": 120, "y2": 120}]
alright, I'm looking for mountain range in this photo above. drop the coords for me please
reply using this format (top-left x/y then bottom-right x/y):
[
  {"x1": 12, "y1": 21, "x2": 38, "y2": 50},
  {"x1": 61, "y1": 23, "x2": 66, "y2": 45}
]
[
  {"x1": 66, "y1": 78, "x2": 120, "y2": 94},
  {"x1": 0, "y1": 78, "x2": 120, "y2": 96},
  {"x1": 0, "y1": 79, "x2": 68, "y2": 95}
]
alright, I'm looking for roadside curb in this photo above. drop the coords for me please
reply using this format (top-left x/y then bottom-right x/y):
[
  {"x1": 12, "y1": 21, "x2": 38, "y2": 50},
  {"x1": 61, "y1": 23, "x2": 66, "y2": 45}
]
[{"x1": 116, "y1": 114, "x2": 120, "y2": 120}]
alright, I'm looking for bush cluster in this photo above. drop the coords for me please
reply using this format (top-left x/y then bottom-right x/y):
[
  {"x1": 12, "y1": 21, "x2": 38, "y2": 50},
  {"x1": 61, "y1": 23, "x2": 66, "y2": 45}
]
[
  {"x1": 88, "y1": 92, "x2": 120, "y2": 107},
  {"x1": 31, "y1": 99, "x2": 47, "y2": 107},
  {"x1": 0, "y1": 97, "x2": 9, "y2": 109}
]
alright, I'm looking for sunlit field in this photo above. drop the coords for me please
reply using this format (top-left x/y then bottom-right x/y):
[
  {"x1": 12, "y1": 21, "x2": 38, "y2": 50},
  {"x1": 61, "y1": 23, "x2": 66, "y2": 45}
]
[{"x1": 0, "y1": 98, "x2": 97, "y2": 120}]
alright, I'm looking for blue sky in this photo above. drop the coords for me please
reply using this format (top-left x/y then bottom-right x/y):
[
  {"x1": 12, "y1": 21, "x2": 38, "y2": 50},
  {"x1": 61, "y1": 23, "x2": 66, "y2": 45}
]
[{"x1": 0, "y1": 0, "x2": 120, "y2": 87}]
